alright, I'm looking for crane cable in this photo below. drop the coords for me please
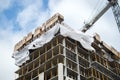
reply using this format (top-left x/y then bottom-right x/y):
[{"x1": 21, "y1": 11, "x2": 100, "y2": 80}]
[{"x1": 87, "y1": 0, "x2": 105, "y2": 23}]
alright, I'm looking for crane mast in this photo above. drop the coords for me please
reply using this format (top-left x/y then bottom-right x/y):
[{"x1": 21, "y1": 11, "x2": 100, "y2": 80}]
[
  {"x1": 111, "y1": 0, "x2": 120, "y2": 32},
  {"x1": 81, "y1": 0, "x2": 120, "y2": 33}
]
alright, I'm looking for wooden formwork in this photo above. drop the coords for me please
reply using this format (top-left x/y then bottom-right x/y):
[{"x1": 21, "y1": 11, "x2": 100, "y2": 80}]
[{"x1": 14, "y1": 13, "x2": 64, "y2": 52}]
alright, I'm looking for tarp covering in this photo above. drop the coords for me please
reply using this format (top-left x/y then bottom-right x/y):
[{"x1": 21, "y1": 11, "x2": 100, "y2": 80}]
[{"x1": 13, "y1": 23, "x2": 94, "y2": 66}]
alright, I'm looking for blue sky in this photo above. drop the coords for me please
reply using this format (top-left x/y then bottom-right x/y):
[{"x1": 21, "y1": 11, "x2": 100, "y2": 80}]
[{"x1": 0, "y1": 0, "x2": 120, "y2": 80}]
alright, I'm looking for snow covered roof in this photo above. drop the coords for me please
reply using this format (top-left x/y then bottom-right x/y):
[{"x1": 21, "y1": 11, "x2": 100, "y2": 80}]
[{"x1": 12, "y1": 23, "x2": 94, "y2": 66}]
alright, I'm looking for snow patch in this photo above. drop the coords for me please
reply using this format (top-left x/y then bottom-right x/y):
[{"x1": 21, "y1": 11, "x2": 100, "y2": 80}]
[{"x1": 13, "y1": 23, "x2": 94, "y2": 66}]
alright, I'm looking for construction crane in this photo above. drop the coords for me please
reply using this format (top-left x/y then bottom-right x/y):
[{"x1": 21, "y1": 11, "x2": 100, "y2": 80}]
[{"x1": 81, "y1": 0, "x2": 120, "y2": 33}]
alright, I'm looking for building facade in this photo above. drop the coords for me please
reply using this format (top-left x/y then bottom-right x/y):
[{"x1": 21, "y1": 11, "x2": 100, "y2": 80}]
[{"x1": 13, "y1": 13, "x2": 120, "y2": 80}]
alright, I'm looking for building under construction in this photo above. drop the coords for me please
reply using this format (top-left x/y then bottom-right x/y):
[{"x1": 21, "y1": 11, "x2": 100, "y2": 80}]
[{"x1": 13, "y1": 13, "x2": 120, "y2": 80}]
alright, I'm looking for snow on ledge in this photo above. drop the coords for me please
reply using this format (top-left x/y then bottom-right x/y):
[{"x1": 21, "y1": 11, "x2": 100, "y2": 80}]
[{"x1": 12, "y1": 23, "x2": 94, "y2": 66}]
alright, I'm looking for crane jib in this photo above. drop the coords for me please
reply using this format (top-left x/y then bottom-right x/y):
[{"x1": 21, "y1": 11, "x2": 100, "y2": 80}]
[{"x1": 81, "y1": 0, "x2": 120, "y2": 33}]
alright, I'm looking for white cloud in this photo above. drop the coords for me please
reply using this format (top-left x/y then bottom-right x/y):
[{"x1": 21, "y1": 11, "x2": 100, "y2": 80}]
[
  {"x1": 18, "y1": 0, "x2": 42, "y2": 8},
  {"x1": 0, "y1": 13, "x2": 26, "y2": 80},
  {"x1": 0, "y1": 1, "x2": 50, "y2": 79},
  {"x1": 48, "y1": 0, "x2": 98, "y2": 29},
  {"x1": 17, "y1": 5, "x2": 40, "y2": 28},
  {"x1": 0, "y1": 28, "x2": 18, "y2": 80},
  {"x1": 0, "y1": 0, "x2": 12, "y2": 12},
  {"x1": 16, "y1": 0, "x2": 49, "y2": 32},
  {"x1": 48, "y1": 0, "x2": 120, "y2": 51}
]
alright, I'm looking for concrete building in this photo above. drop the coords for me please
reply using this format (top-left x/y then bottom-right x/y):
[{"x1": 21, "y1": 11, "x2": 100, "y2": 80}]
[{"x1": 13, "y1": 13, "x2": 120, "y2": 80}]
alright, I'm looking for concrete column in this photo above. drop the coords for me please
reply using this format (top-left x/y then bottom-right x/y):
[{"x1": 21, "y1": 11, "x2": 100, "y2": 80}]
[
  {"x1": 75, "y1": 45, "x2": 80, "y2": 80},
  {"x1": 15, "y1": 73, "x2": 19, "y2": 80},
  {"x1": 58, "y1": 63, "x2": 64, "y2": 80},
  {"x1": 63, "y1": 38, "x2": 67, "y2": 77},
  {"x1": 38, "y1": 72, "x2": 44, "y2": 80}
]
